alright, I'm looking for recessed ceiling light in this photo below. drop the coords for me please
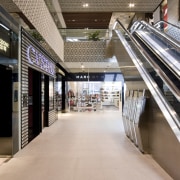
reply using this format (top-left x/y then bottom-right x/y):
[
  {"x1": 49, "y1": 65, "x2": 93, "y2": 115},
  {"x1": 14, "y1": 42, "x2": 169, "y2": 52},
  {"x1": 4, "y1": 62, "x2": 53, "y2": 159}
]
[
  {"x1": 129, "y1": 3, "x2": 135, "y2": 8},
  {"x1": 81, "y1": 63, "x2": 84, "y2": 68},
  {"x1": 83, "y1": 3, "x2": 89, "y2": 8},
  {"x1": 0, "y1": 23, "x2": 9, "y2": 31}
]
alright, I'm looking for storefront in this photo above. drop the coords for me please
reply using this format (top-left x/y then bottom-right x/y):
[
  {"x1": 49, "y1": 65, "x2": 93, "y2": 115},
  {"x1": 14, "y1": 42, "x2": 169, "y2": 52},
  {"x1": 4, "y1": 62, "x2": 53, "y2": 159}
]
[
  {"x1": 67, "y1": 73, "x2": 124, "y2": 112},
  {"x1": 21, "y1": 28, "x2": 57, "y2": 147},
  {"x1": 55, "y1": 73, "x2": 63, "y2": 112},
  {"x1": 0, "y1": 10, "x2": 19, "y2": 156}
]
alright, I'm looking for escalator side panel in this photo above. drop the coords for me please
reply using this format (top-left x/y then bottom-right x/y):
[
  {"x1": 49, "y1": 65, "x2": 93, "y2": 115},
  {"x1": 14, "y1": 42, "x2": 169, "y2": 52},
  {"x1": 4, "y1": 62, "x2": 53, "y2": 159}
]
[{"x1": 148, "y1": 94, "x2": 180, "y2": 180}]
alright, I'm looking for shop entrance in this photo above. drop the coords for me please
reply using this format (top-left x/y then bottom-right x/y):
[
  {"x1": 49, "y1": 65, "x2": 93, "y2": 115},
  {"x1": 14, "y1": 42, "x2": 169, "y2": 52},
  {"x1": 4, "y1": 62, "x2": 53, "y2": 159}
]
[
  {"x1": 67, "y1": 81, "x2": 122, "y2": 112},
  {"x1": 28, "y1": 68, "x2": 42, "y2": 142},
  {"x1": 0, "y1": 64, "x2": 12, "y2": 155}
]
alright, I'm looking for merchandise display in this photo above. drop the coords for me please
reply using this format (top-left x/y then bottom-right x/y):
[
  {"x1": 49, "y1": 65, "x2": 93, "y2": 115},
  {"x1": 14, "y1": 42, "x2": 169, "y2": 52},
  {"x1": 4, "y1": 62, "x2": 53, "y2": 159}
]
[{"x1": 67, "y1": 81, "x2": 122, "y2": 112}]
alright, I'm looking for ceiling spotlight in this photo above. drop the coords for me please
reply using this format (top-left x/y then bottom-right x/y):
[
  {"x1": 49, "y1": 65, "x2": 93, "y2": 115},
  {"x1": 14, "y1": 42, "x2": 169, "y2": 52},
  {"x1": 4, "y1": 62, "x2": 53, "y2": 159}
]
[
  {"x1": 83, "y1": 3, "x2": 89, "y2": 8},
  {"x1": 81, "y1": 63, "x2": 84, "y2": 68},
  {"x1": 129, "y1": 3, "x2": 135, "y2": 8}
]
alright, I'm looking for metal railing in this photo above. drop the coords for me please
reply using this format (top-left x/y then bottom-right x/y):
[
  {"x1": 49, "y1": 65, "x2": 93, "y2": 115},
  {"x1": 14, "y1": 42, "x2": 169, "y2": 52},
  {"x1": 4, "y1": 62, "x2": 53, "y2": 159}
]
[
  {"x1": 154, "y1": 20, "x2": 180, "y2": 43},
  {"x1": 59, "y1": 28, "x2": 110, "y2": 42},
  {"x1": 113, "y1": 19, "x2": 180, "y2": 140}
]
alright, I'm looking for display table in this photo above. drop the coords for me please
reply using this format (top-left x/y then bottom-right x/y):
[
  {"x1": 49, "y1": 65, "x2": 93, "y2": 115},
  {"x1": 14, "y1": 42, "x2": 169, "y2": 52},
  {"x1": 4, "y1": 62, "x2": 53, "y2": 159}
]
[{"x1": 74, "y1": 105, "x2": 95, "y2": 112}]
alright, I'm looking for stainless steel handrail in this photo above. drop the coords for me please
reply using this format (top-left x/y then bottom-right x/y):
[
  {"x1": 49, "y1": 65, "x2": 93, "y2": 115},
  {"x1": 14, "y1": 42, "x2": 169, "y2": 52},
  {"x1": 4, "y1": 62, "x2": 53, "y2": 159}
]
[
  {"x1": 131, "y1": 20, "x2": 180, "y2": 49},
  {"x1": 115, "y1": 20, "x2": 180, "y2": 101},
  {"x1": 154, "y1": 20, "x2": 180, "y2": 30},
  {"x1": 154, "y1": 20, "x2": 180, "y2": 44},
  {"x1": 113, "y1": 19, "x2": 180, "y2": 141},
  {"x1": 129, "y1": 20, "x2": 180, "y2": 81},
  {"x1": 134, "y1": 30, "x2": 180, "y2": 80},
  {"x1": 141, "y1": 20, "x2": 180, "y2": 48}
]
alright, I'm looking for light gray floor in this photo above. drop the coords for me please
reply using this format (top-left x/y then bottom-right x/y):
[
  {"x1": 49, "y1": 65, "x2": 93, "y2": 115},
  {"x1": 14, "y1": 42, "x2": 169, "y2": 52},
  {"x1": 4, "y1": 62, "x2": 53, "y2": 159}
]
[{"x1": 0, "y1": 111, "x2": 172, "y2": 180}]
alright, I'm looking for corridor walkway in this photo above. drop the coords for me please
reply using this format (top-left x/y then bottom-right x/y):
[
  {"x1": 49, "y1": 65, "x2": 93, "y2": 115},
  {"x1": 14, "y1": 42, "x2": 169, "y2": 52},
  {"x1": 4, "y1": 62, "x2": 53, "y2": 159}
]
[{"x1": 0, "y1": 111, "x2": 172, "y2": 180}]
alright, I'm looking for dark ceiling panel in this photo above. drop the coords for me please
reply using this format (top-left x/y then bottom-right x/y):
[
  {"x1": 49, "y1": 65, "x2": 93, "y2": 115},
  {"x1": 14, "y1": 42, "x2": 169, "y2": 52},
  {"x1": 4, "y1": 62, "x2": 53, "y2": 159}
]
[{"x1": 62, "y1": 12, "x2": 112, "y2": 29}]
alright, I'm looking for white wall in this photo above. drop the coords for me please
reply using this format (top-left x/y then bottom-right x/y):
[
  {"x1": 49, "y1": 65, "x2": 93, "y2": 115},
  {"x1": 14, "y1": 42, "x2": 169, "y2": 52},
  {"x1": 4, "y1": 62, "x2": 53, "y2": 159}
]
[
  {"x1": 153, "y1": 0, "x2": 180, "y2": 25},
  {"x1": 167, "y1": 0, "x2": 180, "y2": 25}
]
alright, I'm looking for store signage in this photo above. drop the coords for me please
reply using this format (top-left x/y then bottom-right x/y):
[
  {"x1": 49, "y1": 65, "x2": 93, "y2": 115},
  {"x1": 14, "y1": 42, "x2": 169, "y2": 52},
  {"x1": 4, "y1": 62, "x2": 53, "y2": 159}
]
[
  {"x1": 27, "y1": 45, "x2": 55, "y2": 76},
  {"x1": 76, "y1": 75, "x2": 90, "y2": 79},
  {"x1": 0, "y1": 38, "x2": 9, "y2": 53},
  {"x1": 68, "y1": 73, "x2": 123, "y2": 81}
]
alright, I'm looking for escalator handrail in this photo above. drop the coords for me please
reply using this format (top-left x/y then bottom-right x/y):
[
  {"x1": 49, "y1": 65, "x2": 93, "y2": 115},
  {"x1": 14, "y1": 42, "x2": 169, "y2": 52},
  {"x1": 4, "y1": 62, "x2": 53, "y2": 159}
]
[
  {"x1": 133, "y1": 30, "x2": 180, "y2": 80},
  {"x1": 154, "y1": 20, "x2": 180, "y2": 44},
  {"x1": 133, "y1": 31, "x2": 180, "y2": 99},
  {"x1": 154, "y1": 20, "x2": 180, "y2": 30},
  {"x1": 115, "y1": 19, "x2": 180, "y2": 102},
  {"x1": 131, "y1": 20, "x2": 180, "y2": 50},
  {"x1": 139, "y1": 20, "x2": 180, "y2": 49},
  {"x1": 113, "y1": 20, "x2": 180, "y2": 138}
]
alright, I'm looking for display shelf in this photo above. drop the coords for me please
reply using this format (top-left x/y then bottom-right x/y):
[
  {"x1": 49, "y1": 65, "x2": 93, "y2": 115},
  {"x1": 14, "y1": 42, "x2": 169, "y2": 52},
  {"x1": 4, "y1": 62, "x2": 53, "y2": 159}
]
[{"x1": 100, "y1": 87, "x2": 120, "y2": 106}]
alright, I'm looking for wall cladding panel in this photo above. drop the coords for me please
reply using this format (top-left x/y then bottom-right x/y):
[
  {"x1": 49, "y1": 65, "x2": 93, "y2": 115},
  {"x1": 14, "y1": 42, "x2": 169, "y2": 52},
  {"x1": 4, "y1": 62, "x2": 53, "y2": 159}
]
[
  {"x1": 48, "y1": 110, "x2": 56, "y2": 126},
  {"x1": 64, "y1": 41, "x2": 107, "y2": 62},
  {"x1": 13, "y1": 0, "x2": 64, "y2": 61}
]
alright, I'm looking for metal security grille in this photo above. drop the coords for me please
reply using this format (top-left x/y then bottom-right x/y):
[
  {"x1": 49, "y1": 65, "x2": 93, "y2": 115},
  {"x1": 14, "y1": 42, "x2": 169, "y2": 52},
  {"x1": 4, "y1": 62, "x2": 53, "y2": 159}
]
[{"x1": 21, "y1": 28, "x2": 57, "y2": 148}]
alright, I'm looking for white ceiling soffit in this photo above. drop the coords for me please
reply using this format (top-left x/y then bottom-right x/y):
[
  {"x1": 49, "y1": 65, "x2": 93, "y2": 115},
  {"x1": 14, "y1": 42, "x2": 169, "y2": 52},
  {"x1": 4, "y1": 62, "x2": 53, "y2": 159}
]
[{"x1": 52, "y1": 0, "x2": 66, "y2": 28}]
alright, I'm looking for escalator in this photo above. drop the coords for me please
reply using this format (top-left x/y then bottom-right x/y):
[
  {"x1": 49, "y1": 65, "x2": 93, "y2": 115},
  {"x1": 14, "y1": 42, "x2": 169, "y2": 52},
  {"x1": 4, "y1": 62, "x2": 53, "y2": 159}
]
[
  {"x1": 154, "y1": 20, "x2": 180, "y2": 43},
  {"x1": 130, "y1": 20, "x2": 180, "y2": 79},
  {"x1": 113, "y1": 20, "x2": 180, "y2": 179},
  {"x1": 124, "y1": 20, "x2": 180, "y2": 117},
  {"x1": 130, "y1": 20, "x2": 180, "y2": 117}
]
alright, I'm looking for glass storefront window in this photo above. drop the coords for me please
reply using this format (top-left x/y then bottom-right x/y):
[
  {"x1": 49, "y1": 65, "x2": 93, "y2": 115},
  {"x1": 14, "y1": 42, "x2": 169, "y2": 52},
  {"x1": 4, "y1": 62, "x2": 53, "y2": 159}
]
[{"x1": 49, "y1": 77, "x2": 54, "y2": 110}]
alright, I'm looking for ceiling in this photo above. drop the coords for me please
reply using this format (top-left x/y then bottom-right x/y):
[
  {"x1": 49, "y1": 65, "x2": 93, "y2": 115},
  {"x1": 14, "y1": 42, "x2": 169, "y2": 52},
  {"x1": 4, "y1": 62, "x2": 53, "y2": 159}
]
[
  {"x1": 45, "y1": 0, "x2": 162, "y2": 75},
  {"x1": 0, "y1": 0, "x2": 162, "y2": 75},
  {"x1": 62, "y1": 12, "x2": 112, "y2": 29},
  {"x1": 45, "y1": 0, "x2": 162, "y2": 29}
]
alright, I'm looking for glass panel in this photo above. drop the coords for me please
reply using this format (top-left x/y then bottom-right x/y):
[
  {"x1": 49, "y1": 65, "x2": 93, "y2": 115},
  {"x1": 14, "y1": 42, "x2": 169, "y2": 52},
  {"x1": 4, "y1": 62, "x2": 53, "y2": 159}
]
[
  {"x1": 0, "y1": 27, "x2": 19, "y2": 156},
  {"x1": 115, "y1": 21, "x2": 180, "y2": 122},
  {"x1": 49, "y1": 77, "x2": 54, "y2": 110},
  {"x1": 59, "y1": 29, "x2": 110, "y2": 41}
]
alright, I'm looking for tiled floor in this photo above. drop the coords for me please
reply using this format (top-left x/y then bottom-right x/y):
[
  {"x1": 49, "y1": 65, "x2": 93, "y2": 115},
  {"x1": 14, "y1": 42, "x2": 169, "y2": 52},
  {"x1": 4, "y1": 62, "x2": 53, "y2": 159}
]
[{"x1": 0, "y1": 111, "x2": 172, "y2": 180}]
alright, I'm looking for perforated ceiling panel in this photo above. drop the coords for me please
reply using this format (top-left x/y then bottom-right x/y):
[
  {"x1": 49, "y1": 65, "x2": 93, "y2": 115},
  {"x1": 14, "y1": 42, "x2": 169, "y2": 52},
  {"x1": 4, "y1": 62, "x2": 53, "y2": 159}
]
[{"x1": 58, "y1": 0, "x2": 162, "y2": 12}]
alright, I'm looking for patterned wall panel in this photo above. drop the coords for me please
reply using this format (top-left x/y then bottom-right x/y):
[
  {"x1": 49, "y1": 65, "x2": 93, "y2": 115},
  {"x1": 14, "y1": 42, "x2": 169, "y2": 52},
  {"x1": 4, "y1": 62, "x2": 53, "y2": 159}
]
[
  {"x1": 13, "y1": 0, "x2": 64, "y2": 61},
  {"x1": 64, "y1": 41, "x2": 107, "y2": 62},
  {"x1": 48, "y1": 110, "x2": 57, "y2": 126}
]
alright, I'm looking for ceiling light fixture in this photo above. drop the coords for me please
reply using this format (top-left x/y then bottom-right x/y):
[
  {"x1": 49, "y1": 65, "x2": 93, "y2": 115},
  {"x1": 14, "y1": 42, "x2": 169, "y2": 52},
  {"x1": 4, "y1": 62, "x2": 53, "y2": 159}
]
[
  {"x1": 83, "y1": 3, "x2": 89, "y2": 8},
  {"x1": 129, "y1": 3, "x2": 135, "y2": 8},
  {"x1": 0, "y1": 23, "x2": 9, "y2": 31},
  {"x1": 81, "y1": 63, "x2": 84, "y2": 68}
]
